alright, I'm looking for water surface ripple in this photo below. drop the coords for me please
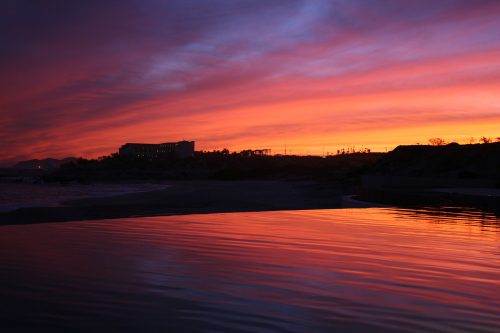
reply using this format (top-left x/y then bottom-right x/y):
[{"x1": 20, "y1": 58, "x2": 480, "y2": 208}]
[{"x1": 0, "y1": 208, "x2": 499, "y2": 332}]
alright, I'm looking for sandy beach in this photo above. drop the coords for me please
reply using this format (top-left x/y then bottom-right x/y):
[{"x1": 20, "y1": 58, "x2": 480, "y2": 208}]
[
  {"x1": 0, "y1": 180, "x2": 344, "y2": 225},
  {"x1": 0, "y1": 182, "x2": 170, "y2": 212}
]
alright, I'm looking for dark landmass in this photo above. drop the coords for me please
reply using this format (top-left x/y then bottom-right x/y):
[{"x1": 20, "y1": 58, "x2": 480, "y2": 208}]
[
  {"x1": 41, "y1": 151, "x2": 384, "y2": 183},
  {"x1": 1, "y1": 152, "x2": 383, "y2": 225},
  {"x1": 30, "y1": 143, "x2": 500, "y2": 185},
  {"x1": 1, "y1": 143, "x2": 499, "y2": 225},
  {"x1": 14, "y1": 157, "x2": 77, "y2": 170},
  {"x1": 369, "y1": 142, "x2": 500, "y2": 180},
  {"x1": 357, "y1": 142, "x2": 500, "y2": 212}
]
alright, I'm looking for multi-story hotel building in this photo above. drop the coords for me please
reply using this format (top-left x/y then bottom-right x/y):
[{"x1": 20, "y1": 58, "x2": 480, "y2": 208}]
[{"x1": 119, "y1": 141, "x2": 195, "y2": 159}]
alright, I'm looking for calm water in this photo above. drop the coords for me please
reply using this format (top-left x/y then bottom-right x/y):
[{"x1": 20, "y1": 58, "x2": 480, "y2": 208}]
[{"x1": 0, "y1": 208, "x2": 499, "y2": 332}]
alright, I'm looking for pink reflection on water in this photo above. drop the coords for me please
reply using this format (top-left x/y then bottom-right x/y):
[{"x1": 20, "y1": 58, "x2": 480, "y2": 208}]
[{"x1": 0, "y1": 208, "x2": 499, "y2": 332}]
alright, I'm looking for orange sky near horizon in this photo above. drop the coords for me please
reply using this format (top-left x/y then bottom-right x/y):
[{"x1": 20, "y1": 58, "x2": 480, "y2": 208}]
[{"x1": 1, "y1": 1, "x2": 500, "y2": 163}]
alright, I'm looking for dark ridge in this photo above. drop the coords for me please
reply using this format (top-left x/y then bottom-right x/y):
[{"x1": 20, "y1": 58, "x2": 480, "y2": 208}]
[
  {"x1": 369, "y1": 143, "x2": 500, "y2": 180},
  {"x1": 15, "y1": 157, "x2": 77, "y2": 170}
]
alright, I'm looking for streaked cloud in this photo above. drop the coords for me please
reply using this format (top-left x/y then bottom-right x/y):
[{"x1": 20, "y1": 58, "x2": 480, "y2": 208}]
[{"x1": 1, "y1": 0, "x2": 499, "y2": 163}]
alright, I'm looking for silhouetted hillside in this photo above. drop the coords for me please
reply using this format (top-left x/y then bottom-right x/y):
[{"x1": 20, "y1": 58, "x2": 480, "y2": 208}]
[
  {"x1": 357, "y1": 143, "x2": 500, "y2": 211},
  {"x1": 369, "y1": 143, "x2": 500, "y2": 181},
  {"x1": 15, "y1": 157, "x2": 77, "y2": 170}
]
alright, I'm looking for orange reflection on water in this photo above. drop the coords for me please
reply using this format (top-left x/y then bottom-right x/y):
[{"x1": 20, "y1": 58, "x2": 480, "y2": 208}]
[{"x1": 0, "y1": 208, "x2": 499, "y2": 332}]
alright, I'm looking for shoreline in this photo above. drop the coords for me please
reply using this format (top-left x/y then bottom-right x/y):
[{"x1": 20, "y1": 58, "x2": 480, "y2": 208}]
[
  {"x1": 357, "y1": 187, "x2": 500, "y2": 215},
  {"x1": 0, "y1": 182, "x2": 170, "y2": 213},
  {"x1": 0, "y1": 180, "x2": 349, "y2": 225},
  {"x1": 2, "y1": 180, "x2": 498, "y2": 226}
]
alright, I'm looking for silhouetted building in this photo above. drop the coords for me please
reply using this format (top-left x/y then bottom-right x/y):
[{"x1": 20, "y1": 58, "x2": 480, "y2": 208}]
[
  {"x1": 119, "y1": 141, "x2": 195, "y2": 159},
  {"x1": 239, "y1": 149, "x2": 272, "y2": 157}
]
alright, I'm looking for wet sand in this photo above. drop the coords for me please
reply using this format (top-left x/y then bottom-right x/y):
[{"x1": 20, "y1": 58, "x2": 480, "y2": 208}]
[
  {"x1": 0, "y1": 180, "x2": 344, "y2": 225},
  {"x1": 0, "y1": 182, "x2": 170, "y2": 212}
]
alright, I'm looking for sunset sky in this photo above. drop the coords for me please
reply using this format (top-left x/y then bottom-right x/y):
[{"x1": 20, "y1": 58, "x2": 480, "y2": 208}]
[{"x1": 1, "y1": 0, "x2": 500, "y2": 164}]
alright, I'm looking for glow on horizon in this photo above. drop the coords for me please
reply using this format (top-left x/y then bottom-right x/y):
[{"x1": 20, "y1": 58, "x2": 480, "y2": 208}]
[{"x1": 1, "y1": 0, "x2": 499, "y2": 163}]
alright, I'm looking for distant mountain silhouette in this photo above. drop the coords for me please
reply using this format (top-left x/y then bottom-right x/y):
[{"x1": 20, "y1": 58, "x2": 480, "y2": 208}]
[{"x1": 15, "y1": 157, "x2": 77, "y2": 170}]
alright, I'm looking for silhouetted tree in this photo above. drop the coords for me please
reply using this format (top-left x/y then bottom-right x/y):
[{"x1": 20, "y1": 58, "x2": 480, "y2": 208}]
[
  {"x1": 479, "y1": 137, "x2": 492, "y2": 144},
  {"x1": 429, "y1": 138, "x2": 446, "y2": 146}
]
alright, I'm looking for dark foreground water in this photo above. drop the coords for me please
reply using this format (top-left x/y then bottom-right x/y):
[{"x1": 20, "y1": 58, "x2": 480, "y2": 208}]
[{"x1": 0, "y1": 208, "x2": 499, "y2": 332}]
